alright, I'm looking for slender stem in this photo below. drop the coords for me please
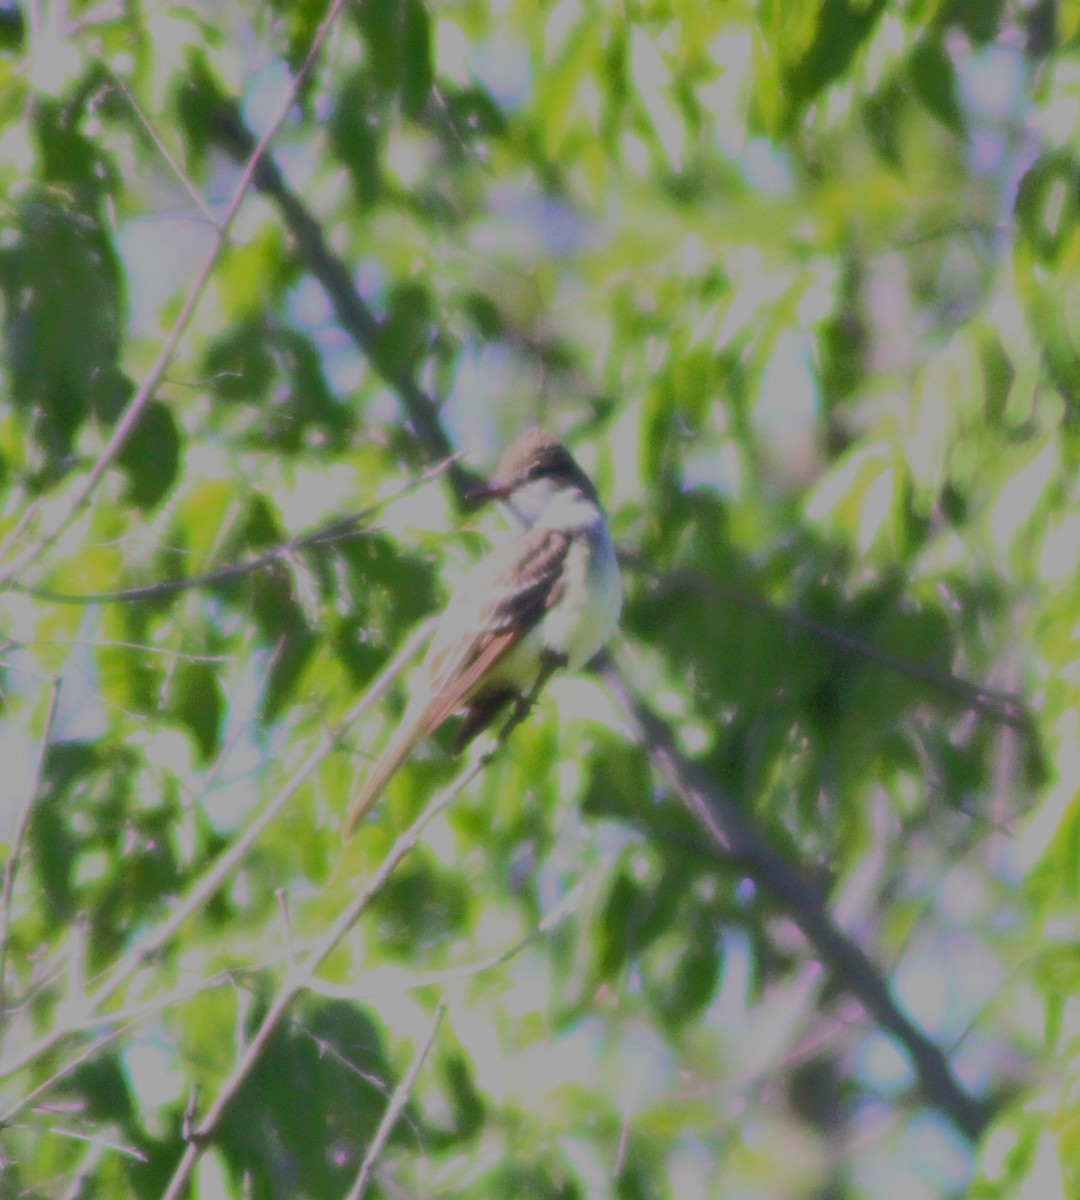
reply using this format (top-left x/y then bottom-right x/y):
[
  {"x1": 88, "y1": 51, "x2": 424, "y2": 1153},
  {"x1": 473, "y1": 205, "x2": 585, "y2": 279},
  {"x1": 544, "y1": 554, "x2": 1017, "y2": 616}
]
[
  {"x1": 0, "y1": 676, "x2": 61, "y2": 1028},
  {"x1": 620, "y1": 551, "x2": 1030, "y2": 733},
  {"x1": 344, "y1": 999, "x2": 447, "y2": 1200},
  {"x1": 158, "y1": 764, "x2": 477, "y2": 1200},
  {"x1": 0, "y1": 0, "x2": 348, "y2": 591},
  {"x1": 0, "y1": 619, "x2": 430, "y2": 1082},
  {"x1": 0, "y1": 1025, "x2": 129, "y2": 1128},
  {"x1": 15, "y1": 454, "x2": 459, "y2": 606}
]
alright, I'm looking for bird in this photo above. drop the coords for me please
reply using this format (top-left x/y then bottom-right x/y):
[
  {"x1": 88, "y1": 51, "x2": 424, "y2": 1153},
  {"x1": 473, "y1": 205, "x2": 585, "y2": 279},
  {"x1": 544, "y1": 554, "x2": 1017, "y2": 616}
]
[{"x1": 343, "y1": 428, "x2": 621, "y2": 837}]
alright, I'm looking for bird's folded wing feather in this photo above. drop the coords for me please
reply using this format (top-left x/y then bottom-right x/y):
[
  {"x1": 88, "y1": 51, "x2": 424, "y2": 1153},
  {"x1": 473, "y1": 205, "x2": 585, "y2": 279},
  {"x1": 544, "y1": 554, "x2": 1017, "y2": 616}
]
[
  {"x1": 417, "y1": 526, "x2": 571, "y2": 734},
  {"x1": 342, "y1": 527, "x2": 572, "y2": 838}
]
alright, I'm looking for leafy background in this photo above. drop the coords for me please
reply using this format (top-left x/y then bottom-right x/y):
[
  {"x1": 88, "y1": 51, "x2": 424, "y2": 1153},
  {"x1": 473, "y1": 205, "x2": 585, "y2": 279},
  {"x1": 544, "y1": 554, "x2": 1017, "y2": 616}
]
[{"x1": 0, "y1": 0, "x2": 1076, "y2": 1196}]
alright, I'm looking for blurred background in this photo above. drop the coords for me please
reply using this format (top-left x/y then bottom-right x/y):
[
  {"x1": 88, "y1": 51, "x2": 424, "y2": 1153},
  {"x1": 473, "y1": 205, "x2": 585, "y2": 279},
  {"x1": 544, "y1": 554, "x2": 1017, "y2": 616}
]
[{"x1": 0, "y1": 0, "x2": 1074, "y2": 1196}]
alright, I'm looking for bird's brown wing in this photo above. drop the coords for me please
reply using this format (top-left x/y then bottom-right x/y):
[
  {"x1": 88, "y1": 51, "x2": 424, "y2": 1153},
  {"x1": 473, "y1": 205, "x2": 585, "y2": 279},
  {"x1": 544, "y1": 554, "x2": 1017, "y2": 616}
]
[
  {"x1": 342, "y1": 527, "x2": 571, "y2": 839},
  {"x1": 416, "y1": 526, "x2": 571, "y2": 736}
]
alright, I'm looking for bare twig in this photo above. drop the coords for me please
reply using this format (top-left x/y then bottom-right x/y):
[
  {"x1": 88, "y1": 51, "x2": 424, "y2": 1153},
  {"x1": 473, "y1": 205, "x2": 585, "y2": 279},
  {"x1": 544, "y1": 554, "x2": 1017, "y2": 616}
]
[
  {"x1": 0, "y1": 498, "x2": 44, "y2": 566},
  {"x1": 61, "y1": 1137, "x2": 105, "y2": 1200},
  {"x1": 600, "y1": 659, "x2": 993, "y2": 1141},
  {"x1": 0, "y1": 1024, "x2": 130, "y2": 1129},
  {"x1": 107, "y1": 73, "x2": 218, "y2": 226},
  {"x1": 275, "y1": 889, "x2": 296, "y2": 969},
  {"x1": 0, "y1": 618, "x2": 431, "y2": 1082},
  {"x1": 0, "y1": 676, "x2": 61, "y2": 1027},
  {"x1": 310, "y1": 882, "x2": 584, "y2": 999},
  {"x1": 4, "y1": 637, "x2": 229, "y2": 662},
  {"x1": 159, "y1": 763, "x2": 478, "y2": 1200},
  {"x1": 344, "y1": 999, "x2": 447, "y2": 1200},
  {"x1": 40, "y1": 1123, "x2": 148, "y2": 1162},
  {"x1": 0, "y1": 0, "x2": 348, "y2": 592},
  {"x1": 14, "y1": 452, "x2": 460, "y2": 606}
]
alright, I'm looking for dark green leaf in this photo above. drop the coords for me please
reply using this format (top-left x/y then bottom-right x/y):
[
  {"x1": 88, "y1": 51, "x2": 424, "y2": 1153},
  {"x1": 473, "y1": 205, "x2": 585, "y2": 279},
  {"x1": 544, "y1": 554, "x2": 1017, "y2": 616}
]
[
  {"x1": 1015, "y1": 153, "x2": 1080, "y2": 265},
  {"x1": 400, "y1": 0, "x2": 433, "y2": 118},
  {"x1": 166, "y1": 660, "x2": 224, "y2": 763},
  {"x1": 117, "y1": 400, "x2": 181, "y2": 509},
  {"x1": 776, "y1": 0, "x2": 888, "y2": 132},
  {"x1": 330, "y1": 70, "x2": 383, "y2": 208},
  {"x1": 908, "y1": 40, "x2": 965, "y2": 134},
  {"x1": 201, "y1": 318, "x2": 276, "y2": 401}
]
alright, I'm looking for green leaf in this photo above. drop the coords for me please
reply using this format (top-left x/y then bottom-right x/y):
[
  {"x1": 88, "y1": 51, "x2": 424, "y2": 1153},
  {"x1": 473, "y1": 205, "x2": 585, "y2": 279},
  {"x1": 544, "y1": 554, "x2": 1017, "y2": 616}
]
[
  {"x1": 594, "y1": 856, "x2": 686, "y2": 981},
  {"x1": 768, "y1": 0, "x2": 888, "y2": 133},
  {"x1": 201, "y1": 317, "x2": 276, "y2": 401},
  {"x1": 400, "y1": 0, "x2": 433, "y2": 118},
  {"x1": 908, "y1": 40, "x2": 965, "y2": 134},
  {"x1": 0, "y1": 186, "x2": 125, "y2": 481},
  {"x1": 1015, "y1": 152, "x2": 1080, "y2": 266},
  {"x1": 117, "y1": 400, "x2": 181, "y2": 509},
  {"x1": 355, "y1": 0, "x2": 432, "y2": 115},
  {"x1": 330, "y1": 69, "x2": 383, "y2": 207},
  {"x1": 937, "y1": 0, "x2": 1006, "y2": 43},
  {"x1": 166, "y1": 659, "x2": 224, "y2": 764}
]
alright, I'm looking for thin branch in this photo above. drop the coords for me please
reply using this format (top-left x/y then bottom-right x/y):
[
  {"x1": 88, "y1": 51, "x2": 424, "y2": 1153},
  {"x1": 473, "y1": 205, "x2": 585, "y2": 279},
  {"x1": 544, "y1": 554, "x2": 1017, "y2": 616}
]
[
  {"x1": 159, "y1": 762, "x2": 479, "y2": 1200},
  {"x1": 44, "y1": 967, "x2": 245, "y2": 1034},
  {"x1": 40, "y1": 1123, "x2": 148, "y2": 1162},
  {"x1": 0, "y1": 1024, "x2": 130, "y2": 1129},
  {"x1": 56, "y1": 879, "x2": 580, "y2": 1038},
  {"x1": 0, "y1": 497, "x2": 44, "y2": 565},
  {"x1": 4, "y1": 637, "x2": 230, "y2": 662},
  {"x1": 0, "y1": 0, "x2": 348, "y2": 593},
  {"x1": 344, "y1": 999, "x2": 447, "y2": 1200},
  {"x1": 622, "y1": 550, "x2": 1030, "y2": 733},
  {"x1": 108, "y1": 73, "x2": 219, "y2": 226},
  {"x1": 600, "y1": 659, "x2": 992, "y2": 1141},
  {"x1": 286, "y1": 1014, "x2": 396, "y2": 1103},
  {"x1": 207, "y1": 110, "x2": 476, "y2": 496},
  {"x1": 61, "y1": 1137, "x2": 105, "y2": 1200},
  {"x1": 14, "y1": 452, "x2": 460, "y2": 606},
  {"x1": 310, "y1": 882, "x2": 584, "y2": 999},
  {"x1": 0, "y1": 618, "x2": 432, "y2": 1082},
  {"x1": 275, "y1": 889, "x2": 297, "y2": 970},
  {"x1": 0, "y1": 676, "x2": 61, "y2": 1027}
]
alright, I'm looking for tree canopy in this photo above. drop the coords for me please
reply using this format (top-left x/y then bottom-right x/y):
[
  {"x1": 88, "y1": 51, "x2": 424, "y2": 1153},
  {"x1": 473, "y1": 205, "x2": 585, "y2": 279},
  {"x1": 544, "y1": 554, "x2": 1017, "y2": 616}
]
[{"x1": 0, "y1": 1, "x2": 1075, "y2": 1197}]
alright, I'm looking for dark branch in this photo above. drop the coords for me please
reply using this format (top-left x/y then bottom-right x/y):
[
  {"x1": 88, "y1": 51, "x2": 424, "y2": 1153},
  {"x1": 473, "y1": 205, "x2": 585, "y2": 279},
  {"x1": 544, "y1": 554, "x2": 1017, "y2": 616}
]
[
  {"x1": 620, "y1": 550, "x2": 1031, "y2": 734},
  {"x1": 600, "y1": 659, "x2": 993, "y2": 1142},
  {"x1": 206, "y1": 101, "x2": 479, "y2": 499}
]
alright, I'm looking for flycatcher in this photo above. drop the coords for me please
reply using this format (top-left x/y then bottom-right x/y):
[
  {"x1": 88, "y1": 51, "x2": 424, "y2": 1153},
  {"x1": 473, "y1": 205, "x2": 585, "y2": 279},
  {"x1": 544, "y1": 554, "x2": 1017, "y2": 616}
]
[{"x1": 343, "y1": 428, "x2": 621, "y2": 836}]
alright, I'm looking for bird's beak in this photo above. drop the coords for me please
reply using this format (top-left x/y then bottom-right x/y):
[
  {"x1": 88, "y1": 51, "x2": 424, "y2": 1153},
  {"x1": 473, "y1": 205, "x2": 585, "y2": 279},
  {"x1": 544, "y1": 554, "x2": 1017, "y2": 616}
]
[{"x1": 465, "y1": 479, "x2": 513, "y2": 504}]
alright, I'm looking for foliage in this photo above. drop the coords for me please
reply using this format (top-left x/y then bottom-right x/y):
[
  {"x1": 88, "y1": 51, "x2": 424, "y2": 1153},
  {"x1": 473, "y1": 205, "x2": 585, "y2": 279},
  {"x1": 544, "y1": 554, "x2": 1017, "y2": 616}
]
[{"x1": 0, "y1": 1, "x2": 1074, "y2": 1197}]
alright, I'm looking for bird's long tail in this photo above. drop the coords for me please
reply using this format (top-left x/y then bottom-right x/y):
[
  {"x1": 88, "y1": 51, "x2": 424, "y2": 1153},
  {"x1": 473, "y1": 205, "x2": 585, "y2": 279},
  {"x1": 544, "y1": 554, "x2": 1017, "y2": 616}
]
[{"x1": 342, "y1": 705, "x2": 430, "y2": 839}]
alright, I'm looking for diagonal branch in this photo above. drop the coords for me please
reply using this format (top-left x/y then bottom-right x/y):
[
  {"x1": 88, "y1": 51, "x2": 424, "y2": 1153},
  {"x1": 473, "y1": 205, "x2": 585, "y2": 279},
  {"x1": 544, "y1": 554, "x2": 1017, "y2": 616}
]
[
  {"x1": 0, "y1": 677, "x2": 62, "y2": 1028},
  {"x1": 622, "y1": 551, "x2": 1030, "y2": 733},
  {"x1": 0, "y1": 617, "x2": 433, "y2": 1083},
  {"x1": 159, "y1": 765, "x2": 476, "y2": 1200},
  {"x1": 14, "y1": 452, "x2": 459, "y2": 607},
  {"x1": 0, "y1": 0, "x2": 350, "y2": 593},
  {"x1": 344, "y1": 998, "x2": 447, "y2": 1200},
  {"x1": 205, "y1": 104, "x2": 478, "y2": 499},
  {"x1": 600, "y1": 658, "x2": 992, "y2": 1141}
]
